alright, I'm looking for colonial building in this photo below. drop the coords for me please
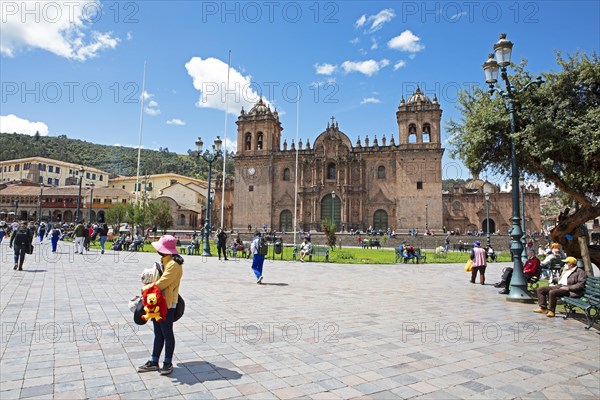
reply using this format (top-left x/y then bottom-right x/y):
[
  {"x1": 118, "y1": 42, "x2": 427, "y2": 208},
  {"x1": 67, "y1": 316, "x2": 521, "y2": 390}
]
[
  {"x1": 108, "y1": 173, "x2": 210, "y2": 229},
  {"x1": 0, "y1": 157, "x2": 109, "y2": 187},
  {"x1": 443, "y1": 177, "x2": 541, "y2": 235},
  {"x1": 232, "y1": 89, "x2": 444, "y2": 232},
  {"x1": 0, "y1": 181, "x2": 130, "y2": 223}
]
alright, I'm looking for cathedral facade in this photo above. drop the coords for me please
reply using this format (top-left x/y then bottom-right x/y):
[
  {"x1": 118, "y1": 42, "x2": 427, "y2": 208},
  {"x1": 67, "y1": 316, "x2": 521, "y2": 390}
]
[{"x1": 232, "y1": 89, "x2": 445, "y2": 232}]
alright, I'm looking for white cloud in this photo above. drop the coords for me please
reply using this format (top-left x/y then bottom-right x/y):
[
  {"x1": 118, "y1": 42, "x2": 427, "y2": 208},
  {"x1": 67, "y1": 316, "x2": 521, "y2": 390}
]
[
  {"x1": 358, "y1": 9, "x2": 395, "y2": 33},
  {"x1": 355, "y1": 14, "x2": 367, "y2": 28},
  {"x1": 394, "y1": 60, "x2": 407, "y2": 70},
  {"x1": 450, "y1": 11, "x2": 467, "y2": 21},
  {"x1": 349, "y1": 37, "x2": 360, "y2": 45},
  {"x1": 360, "y1": 97, "x2": 380, "y2": 105},
  {"x1": 126, "y1": 31, "x2": 133, "y2": 41},
  {"x1": 185, "y1": 56, "x2": 271, "y2": 115},
  {"x1": 370, "y1": 37, "x2": 378, "y2": 50},
  {"x1": 166, "y1": 118, "x2": 186, "y2": 126},
  {"x1": 1, "y1": 0, "x2": 119, "y2": 61},
  {"x1": 388, "y1": 30, "x2": 425, "y2": 53},
  {"x1": 141, "y1": 91, "x2": 160, "y2": 116},
  {"x1": 314, "y1": 63, "x2": 338, "y2": 75},
  {"x1": 0, "y1": 114, "x2": 49, "y2": 135},
  {"x1": 341, "y1": 59, "x2": 389, "y2": 77}
]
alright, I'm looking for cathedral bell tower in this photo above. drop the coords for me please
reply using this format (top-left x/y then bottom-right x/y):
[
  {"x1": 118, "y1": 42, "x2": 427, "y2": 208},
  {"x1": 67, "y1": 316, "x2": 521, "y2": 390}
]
[
  {"x1": 236, "y1": 98, "x2": 283, "y2": 155},
  {"x1": 396, "y1": 87, "x2": 442, "y2": 147}
]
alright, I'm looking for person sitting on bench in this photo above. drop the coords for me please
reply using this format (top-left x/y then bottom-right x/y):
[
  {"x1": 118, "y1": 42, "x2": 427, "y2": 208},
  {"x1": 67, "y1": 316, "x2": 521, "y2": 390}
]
[
  {"x1": 496, "y1": 250, "x2": 540, "y2": 294},
  {"x1": 299, "y1": 238, "x2": 312, "y2": 262},
  {"x1": 533, "y1": 256, "x2": 586, "y2": 318}
]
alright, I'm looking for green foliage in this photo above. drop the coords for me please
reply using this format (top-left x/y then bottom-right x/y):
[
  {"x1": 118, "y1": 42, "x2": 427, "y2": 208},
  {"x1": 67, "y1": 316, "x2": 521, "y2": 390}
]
[
  {"x1": 147, "y1": 200, "x2": 173, "y2": 234},
  {"x1": 105, "y1": 203, "x2": 127, "y2": 233},
  {"x1": 0, "y1": 132, "x2": 235, "y2": 179},
  {"x1": 321, "y1": 220, "x2": 337, "y2": 249},
  {"x1": 446, "y1": 52, "x2": 600, "y2": 208}
]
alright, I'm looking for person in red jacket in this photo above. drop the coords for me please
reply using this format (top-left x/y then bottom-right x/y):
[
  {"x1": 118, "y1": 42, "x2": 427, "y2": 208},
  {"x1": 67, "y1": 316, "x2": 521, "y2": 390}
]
[{"x1": 497, "y1": 250, "x2": 541, "y2": 294}]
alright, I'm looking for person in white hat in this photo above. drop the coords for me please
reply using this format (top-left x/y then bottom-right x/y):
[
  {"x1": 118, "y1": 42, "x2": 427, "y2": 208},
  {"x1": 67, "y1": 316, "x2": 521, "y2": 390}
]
[{"x1": 137, "y1": 235, "x2": 184, "y2": 375}]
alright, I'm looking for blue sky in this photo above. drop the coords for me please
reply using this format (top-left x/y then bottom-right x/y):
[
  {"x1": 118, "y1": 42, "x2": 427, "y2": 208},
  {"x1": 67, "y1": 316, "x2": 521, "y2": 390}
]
[{"x1": 1, "y1": 1, "x2": 599, "y2": 185}]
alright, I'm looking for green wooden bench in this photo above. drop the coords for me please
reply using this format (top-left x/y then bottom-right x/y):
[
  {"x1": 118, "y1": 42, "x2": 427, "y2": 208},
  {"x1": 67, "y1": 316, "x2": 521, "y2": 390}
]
[
  {"x1": 543, "y1": 258, "x2": 564, "y2": 280},
  {"x1": 293, "y1": 244, "x2": 329, "y2": 262},
  {"x1": 562, "y1": 275, "x2": 600, "y2": 330},
  {"x1": 395, "y1": 247, "x2": 426, "y2": 264}
]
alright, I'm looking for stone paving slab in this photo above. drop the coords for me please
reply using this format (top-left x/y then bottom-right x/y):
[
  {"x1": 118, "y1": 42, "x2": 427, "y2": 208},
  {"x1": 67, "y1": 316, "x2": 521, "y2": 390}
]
[{"x1": 1, "y1": 241, "x2": 598, "y2": 399}]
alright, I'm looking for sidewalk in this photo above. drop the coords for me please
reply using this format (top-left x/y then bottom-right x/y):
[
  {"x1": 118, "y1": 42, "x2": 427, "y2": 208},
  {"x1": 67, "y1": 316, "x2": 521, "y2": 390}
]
[{"x1": 1, "y1": 241, "x2": 598, "y2": 399}]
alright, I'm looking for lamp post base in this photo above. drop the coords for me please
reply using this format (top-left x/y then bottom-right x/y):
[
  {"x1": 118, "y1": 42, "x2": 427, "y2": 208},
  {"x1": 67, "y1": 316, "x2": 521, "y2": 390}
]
[{"x1": 506, "y1": 286, "x2": 535, "y2": 303}]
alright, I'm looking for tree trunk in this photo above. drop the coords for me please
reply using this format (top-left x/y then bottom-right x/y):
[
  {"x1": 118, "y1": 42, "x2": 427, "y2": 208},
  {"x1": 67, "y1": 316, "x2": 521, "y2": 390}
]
[
  {"x1": 550, "y1": 206, "x2": 600, "y2": 270},
  {"x1": 578, "y1": 236, "x2": 594, "y2": 276}
]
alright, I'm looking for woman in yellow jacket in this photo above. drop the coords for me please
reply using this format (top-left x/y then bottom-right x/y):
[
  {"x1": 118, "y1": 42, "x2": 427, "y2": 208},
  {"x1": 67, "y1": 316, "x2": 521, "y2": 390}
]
[{"x1": 138, "y1": 235, "x2": 183, "y2": 375}]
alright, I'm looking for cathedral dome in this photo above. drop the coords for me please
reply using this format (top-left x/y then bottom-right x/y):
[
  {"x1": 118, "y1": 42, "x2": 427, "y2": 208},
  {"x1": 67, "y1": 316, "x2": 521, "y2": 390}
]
[
  {"x1": 406, "y1": 87, "x2": 432, "y2": 105},
  {"x1": 248, "y1": 98, "x2": 272, "y2": 116}
]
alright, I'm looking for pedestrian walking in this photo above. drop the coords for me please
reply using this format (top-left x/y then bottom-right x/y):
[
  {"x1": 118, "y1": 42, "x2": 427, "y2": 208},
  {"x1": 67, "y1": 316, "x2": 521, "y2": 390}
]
[
  {"x1": 37, "y1": 222, "x2": 47, "y2": 243},
  {"x1": 0, "y1": 221, "x2": 6, "y2": 244},
  {"x1": 470, "y1": 241, "x2": 487, "y2": 285},
  {"x1": 137, "y1": 235, "x2": 184, "y2": 375},
  {"x1": 9, "y1": 221, "x2": 34, "y2": 271},
  {"x1": 99, "y1": 223, "x2": 109, "y2": 254},
  {"x1": 73, "y1": 220, "x2": 85, "y2": 254},
  {"x1": 250, "y1": 232, "x2": 268, "y2": 284},
  {"x1": 216, "y1": 229, "x2": 228, "y2": 260},
  {"x1": 49, "y1": 224, "x2": 62, "y2": 253}
]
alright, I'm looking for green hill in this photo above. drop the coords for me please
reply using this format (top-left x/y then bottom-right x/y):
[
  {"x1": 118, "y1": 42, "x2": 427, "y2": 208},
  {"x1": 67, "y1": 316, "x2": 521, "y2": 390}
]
[{"x1": 0, "y1": 132, "x2": 233, "y2": 179}]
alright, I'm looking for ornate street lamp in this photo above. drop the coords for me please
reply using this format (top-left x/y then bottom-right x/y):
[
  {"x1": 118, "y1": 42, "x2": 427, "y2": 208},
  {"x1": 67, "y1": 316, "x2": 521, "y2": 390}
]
[
  {"x1": 195, "y1": 136, "x2": 222, "y2": 257},
  {"x1": 331, "y1": 191, "x2": 336, "y2": 230},
  {"x1": 485, "y1": 192, "x2": 491, "y2": 248},
  {"x1": 87, "y1": 182, "x2": 95, "y2": 225},
  {"x1": 38, "y1": 183, "x2": 44, "y2": 224},
  {"x1": 12, "y1": 199, "x2": 19, "y2": 222},
  {"x1": 483, "y1": 34, "x2": 543, "y2": 303},
  {"x1": 75, "y1": 166, "x2": 84, "y2": 223},
  {"x1": 520, "y1": 177, "x2": 528, "y2": 261}
]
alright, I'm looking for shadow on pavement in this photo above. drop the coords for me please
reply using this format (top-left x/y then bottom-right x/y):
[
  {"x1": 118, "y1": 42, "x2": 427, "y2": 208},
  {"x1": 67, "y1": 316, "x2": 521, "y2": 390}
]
[
  {"x1": 261, "y1": 282, "x2": 289, "y2": 286},
  {"x1": 174, "y1": 361, "x2": 242, "y2": 385}
]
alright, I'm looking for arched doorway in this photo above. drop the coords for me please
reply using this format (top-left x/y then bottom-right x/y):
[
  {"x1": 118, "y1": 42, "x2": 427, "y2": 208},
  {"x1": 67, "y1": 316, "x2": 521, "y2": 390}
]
[
  {"x1": 279, "y1": 210, "x2": 292, "y2": 233},
  {"x1": 320, "y1": 193, "x2": 341, "y2": 230},
  {"x1": 482, "y1": 219, "x2": 496, "y2": 234},
  {"x1": 373, "y1": 209, "x2": 388, "y2": 231},
  {"x1": 63, "y1": 210, "x2": 73, "y2": 223},
  {"x1": 97, "y1": 210, "x2": 105, "y2": 223}
]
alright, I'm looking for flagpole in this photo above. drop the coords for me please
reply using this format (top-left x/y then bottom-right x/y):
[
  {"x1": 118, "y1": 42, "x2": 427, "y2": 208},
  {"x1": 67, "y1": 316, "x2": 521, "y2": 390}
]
[
  {"x1": 135, "y1": 61, "x2": 147, "y2": 204},
  {"x1": 220, "y1": 50, "x2": 231, "y2": 230},
  {"x1": 293, "y1": 86, "x2": 300, "y2": 247}
]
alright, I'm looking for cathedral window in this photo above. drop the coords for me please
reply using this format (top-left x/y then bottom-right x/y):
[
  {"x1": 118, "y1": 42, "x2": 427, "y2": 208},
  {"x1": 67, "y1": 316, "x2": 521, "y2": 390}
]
[
  {"x1": 377, "y1": 166, "x2": 386, "y2": 179},
  {"x1": 245, "y1": 133, "x2": 252, "y2": 150},
  {"x1": 422, "y1": 123, "x2": 431, "y2": 143},
  {"x1": 257, "y1": 132, "x2": 264, "y2": 150},
  {"x1": 283, "y1": 168, "x2": 290, "y2": 181},
  {"x1": 327, "y1": 163, "x2": 336, "y2": 180}
]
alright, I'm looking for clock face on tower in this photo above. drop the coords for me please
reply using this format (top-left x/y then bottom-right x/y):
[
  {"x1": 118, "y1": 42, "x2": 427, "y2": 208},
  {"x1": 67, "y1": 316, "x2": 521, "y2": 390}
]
[{"x1": 248, "y1": 167, "x2": 256, "y2": 176}]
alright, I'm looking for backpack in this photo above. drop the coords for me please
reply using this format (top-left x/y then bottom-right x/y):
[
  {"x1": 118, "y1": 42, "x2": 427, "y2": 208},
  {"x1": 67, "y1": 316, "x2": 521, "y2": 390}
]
[
  {"x1": 258, "y1": 238, "x2": 268, "y2": 255},
  {"x1": 52, "y1": 229, "x2": 60, "y2": 237}
]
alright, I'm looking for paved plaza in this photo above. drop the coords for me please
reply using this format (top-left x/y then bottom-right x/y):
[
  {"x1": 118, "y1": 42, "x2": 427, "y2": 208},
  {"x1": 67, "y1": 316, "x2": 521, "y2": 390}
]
[{"x1": 1, "y1": 241, "x2": 599, "y2": 399}]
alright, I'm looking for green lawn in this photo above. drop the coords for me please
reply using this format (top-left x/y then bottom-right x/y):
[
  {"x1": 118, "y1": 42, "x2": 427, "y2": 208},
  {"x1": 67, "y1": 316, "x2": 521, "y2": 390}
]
[{"x1": 79, "y1": 239, "x2": 512, "y2": 264}]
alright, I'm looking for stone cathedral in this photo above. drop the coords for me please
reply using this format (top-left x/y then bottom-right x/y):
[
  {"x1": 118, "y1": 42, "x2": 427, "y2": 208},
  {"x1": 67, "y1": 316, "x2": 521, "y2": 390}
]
[{"x1": 232, "y1": 88, "x2": 444, "y2": 232}]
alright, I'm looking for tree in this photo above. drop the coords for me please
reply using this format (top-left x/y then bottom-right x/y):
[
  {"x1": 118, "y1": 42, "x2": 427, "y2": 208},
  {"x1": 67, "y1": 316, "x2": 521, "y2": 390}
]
[
  {"x1": 321, "y1": 220, "x2": 337, "y2": 249},
  {"x1": 147, "y1": 200, "x2": 173, "y2": 234},
  {"x1": 105, "y1": 203, "x2": 127, "y2": 234},
  {"x1": 447, "y1": 52, "x2": 600, "y2": 267}
]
